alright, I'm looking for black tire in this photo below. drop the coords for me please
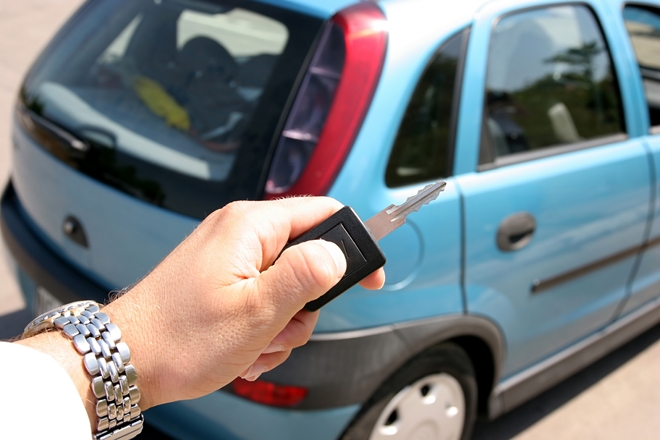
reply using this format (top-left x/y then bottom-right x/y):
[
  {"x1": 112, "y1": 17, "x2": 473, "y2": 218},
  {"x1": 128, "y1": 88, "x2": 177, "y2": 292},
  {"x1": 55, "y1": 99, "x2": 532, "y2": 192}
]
[{"x1": 341, "y1": 342, "x2": 477, "y2": 440}]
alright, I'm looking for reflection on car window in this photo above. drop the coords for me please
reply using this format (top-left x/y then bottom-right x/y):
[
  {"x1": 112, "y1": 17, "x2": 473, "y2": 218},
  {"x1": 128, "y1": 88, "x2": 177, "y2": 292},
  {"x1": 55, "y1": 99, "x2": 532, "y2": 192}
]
[
  {"x1": 178, "y1": 9, "x2": 287, "y2": 55},
  {"x1": 623, "y1": 5, "x2": 660, "y2": 129},
  {"x1": 99, "y1": 16, "x2": 143, "y2": 64},
  {"x1": 386, "y1": 30, "x2": 466, "y2": 187},
  {"x1": 91, "y1": 4, "x2": 288, "y2": 178},
  {"x1": 482, "y1": 5, "x2": 624, "y2": 160}
]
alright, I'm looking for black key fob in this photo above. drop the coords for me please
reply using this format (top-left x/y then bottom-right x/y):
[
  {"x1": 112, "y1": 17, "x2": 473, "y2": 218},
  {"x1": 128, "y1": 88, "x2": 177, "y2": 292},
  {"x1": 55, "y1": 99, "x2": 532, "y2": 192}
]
[{"x1": 283, "y1": 206, "x2": 386, "y2": 311}]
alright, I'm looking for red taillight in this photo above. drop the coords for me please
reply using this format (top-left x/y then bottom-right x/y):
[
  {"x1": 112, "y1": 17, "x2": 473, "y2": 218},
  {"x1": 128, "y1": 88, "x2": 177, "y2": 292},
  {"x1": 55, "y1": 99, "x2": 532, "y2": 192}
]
[
  {"x1": 265, "y1": 3, "x2": 388, "y2": 198},
  {"x1": 232, "y1": 378, "x2": 308, "y2": 407}
]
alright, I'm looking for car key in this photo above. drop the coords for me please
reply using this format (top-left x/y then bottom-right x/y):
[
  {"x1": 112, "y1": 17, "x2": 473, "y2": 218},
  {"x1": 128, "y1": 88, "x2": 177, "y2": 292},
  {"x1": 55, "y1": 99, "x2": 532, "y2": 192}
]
[{"x1": 286, "y1": 181, "x2": 447, "y2": 311}]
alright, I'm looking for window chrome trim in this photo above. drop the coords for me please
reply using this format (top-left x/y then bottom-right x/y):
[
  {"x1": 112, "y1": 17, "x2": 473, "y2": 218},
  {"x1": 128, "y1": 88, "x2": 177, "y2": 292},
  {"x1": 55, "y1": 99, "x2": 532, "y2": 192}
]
[{"x1": 477, "y1": 133, "x2": 629, "y2": 172}]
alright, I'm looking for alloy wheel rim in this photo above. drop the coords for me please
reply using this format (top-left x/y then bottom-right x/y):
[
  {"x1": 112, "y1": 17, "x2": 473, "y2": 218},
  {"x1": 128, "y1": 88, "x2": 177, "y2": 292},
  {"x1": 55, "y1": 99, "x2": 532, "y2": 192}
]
[{"x1": 369, "y1": 373, "x2": 465, "y2": 440}]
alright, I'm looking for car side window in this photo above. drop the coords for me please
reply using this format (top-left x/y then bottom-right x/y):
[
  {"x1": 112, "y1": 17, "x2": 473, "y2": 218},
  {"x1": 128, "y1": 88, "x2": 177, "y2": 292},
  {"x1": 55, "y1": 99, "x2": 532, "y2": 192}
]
[
  {"x1": 623, "y1": 4, "x2": 660, "y2": 132},
  {"x1": 385, "y1": 29, "x2": 468, "y2": 187},
  {"x1": 480, "y1": 5, "x2": 625, "y2": 164}
]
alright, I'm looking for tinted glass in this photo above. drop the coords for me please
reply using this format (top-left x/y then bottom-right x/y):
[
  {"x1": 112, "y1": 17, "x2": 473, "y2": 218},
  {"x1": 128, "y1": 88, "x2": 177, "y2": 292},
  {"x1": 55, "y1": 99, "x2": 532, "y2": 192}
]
[
  {"x1": 483, "y1": 5, "x2": 624, "y2": 160},
  {"x1": 385, "y1": 30, "x2": 465, "y2": 187},
  {"x1": 623, "y1": 5, "x2": 660, "y2": 128},
  {"x1": 19, "y1": 0, "x2": 321, "y2": 218}
]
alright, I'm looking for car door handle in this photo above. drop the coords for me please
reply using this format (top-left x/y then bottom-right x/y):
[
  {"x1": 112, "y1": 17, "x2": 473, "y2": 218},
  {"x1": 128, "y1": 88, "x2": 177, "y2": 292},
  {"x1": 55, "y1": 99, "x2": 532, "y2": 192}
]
[{"x1": 497, "y1": 212, "x2": 536, "y2": 251}]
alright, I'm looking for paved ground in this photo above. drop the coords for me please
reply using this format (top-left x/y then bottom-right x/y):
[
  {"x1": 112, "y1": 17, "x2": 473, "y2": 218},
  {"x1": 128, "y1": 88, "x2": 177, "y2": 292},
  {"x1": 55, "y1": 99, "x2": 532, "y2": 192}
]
[
  {"x1": 1, "y1": 1, "x2": 660, "y2": 439},
  {"x1": 0, "y1": 0, "x2": 72, "y2": 321}
]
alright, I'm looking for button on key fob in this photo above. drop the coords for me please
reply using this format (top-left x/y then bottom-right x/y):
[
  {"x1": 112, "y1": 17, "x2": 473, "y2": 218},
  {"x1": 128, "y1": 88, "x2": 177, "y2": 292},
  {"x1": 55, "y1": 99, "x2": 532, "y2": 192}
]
[{"x1": 285, "y1": 181, "x2": 447, "y2": 311}]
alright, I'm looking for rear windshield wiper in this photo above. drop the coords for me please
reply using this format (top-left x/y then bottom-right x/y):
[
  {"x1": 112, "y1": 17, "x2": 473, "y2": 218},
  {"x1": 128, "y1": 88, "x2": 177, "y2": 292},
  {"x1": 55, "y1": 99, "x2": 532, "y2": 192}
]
[{"x1": 17, "y1": 106, "x2": 89, "y2": 153}]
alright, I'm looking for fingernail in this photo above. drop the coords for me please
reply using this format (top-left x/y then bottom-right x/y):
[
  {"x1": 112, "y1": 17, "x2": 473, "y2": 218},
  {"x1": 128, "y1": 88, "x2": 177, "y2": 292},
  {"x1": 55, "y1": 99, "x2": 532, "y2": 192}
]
[
  {"x1": 319, "y1": 240, "x2": 347, "y2": 277},
  {"x1": 243, "y1": 364, "x2": 267, "y2": 382},
  {"x1": 263, "y1": 342, "x2": 285, "y2": 354}
]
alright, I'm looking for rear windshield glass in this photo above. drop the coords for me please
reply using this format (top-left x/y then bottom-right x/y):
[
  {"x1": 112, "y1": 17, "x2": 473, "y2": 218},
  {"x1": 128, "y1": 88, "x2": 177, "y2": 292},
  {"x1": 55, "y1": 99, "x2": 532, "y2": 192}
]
[{"x1": 19, "y1": 0, "x2": 322, "y2": 218}]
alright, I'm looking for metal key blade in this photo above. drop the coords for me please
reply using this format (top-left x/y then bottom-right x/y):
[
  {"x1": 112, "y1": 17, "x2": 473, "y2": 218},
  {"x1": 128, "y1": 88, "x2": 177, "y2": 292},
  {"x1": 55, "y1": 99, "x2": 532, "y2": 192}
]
[{"x1": 365, "y1": 181, "x2": 447, "y2": 241}]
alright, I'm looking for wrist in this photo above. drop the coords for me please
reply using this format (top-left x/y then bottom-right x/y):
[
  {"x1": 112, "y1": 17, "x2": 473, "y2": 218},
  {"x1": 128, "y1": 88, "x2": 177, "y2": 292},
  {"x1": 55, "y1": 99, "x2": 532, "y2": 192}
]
[
  {"x1": 18, "y1": 301, "x2": 145, "y2": 438},
  {"x1": 102, "y1": 293, "x2": 159, "y2": 410}
]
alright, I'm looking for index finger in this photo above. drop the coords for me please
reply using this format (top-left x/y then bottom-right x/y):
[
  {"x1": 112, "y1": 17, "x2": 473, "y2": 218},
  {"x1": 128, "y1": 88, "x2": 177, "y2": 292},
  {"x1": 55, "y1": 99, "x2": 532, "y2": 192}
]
[{"x1": 263, "y1": 196, "x2": 345, "y2": 241}]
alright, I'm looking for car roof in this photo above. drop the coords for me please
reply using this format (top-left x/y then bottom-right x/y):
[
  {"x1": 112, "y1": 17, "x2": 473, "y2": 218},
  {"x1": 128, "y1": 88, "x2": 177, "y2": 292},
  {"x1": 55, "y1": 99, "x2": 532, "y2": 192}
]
[
  {"x1": 257, "y1": 0, "x2": 493, "y2": 20},
  {"x1": 254, "y1": 0, "x2": 364, "y2": 18},
  {"x1": 381, "y1": 0, "x2": 493, "y2": 16}
]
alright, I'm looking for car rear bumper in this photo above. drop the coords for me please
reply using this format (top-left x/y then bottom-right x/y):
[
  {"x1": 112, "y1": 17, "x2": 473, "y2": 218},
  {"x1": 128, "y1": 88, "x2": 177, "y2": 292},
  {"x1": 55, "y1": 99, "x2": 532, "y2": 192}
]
[{"x1": 146, "y1": 392, "x2": 360, "y2": 440}]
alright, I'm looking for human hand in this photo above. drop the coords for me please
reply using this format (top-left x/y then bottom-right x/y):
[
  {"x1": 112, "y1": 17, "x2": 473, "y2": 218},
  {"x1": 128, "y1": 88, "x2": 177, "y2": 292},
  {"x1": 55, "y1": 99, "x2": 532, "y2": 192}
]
[{"x1": 101, "y1": 197, "x2": 385, "y2": 410}]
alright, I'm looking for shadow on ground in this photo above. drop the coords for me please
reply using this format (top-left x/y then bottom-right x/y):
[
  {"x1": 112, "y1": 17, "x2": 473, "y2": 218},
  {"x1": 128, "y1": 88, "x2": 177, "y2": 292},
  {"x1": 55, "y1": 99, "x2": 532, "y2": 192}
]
[{"x1": 3, "y1": 306, "x2": 660, "y2": 440}]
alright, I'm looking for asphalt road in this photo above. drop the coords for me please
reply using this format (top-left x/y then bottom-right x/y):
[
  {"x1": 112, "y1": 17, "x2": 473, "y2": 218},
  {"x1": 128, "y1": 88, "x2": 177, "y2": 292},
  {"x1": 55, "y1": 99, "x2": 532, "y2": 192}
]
[{"x1": 1, "y1": 1, "x2": 660, "y2": 439}]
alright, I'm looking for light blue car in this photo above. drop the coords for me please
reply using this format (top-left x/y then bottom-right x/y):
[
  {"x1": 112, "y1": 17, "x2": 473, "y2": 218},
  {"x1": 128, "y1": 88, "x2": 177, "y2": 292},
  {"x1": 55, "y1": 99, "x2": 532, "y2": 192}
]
[{"x1": 4, "y1": 0, "x2": 660, "y2": 438}]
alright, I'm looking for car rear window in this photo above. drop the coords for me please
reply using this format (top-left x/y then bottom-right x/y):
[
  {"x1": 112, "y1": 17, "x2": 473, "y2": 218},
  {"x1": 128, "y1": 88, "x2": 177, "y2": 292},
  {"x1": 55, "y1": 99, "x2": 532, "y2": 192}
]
[{"x1": 18, "y1": 0, "x2": 322, "y2": 218}]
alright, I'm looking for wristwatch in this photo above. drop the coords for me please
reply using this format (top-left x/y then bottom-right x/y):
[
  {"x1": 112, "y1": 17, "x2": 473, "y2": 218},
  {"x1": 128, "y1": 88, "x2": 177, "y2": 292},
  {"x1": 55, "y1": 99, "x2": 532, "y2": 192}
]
[{"x1": 22, "y1": 300, "x2": 144, "y2": 440}]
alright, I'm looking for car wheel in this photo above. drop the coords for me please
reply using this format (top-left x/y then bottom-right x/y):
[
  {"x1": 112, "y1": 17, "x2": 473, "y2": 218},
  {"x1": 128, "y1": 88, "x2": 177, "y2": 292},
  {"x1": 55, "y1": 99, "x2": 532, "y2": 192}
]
[{"x1": 341, "y1": 342, "x2": 477, "y2": 440}]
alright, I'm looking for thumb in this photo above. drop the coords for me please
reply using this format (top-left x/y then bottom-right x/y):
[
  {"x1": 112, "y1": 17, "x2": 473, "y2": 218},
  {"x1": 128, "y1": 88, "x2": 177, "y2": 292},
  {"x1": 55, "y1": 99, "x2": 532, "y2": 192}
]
[{"x1": 255, "y1": 240, "x2": 347, "y2": 312}]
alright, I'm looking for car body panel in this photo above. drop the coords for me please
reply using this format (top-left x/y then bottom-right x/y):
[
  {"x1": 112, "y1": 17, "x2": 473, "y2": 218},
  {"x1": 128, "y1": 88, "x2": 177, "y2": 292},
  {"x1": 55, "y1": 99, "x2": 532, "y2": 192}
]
[
  {"x1": 458, "y1": 139, "x2": 651, "y2": 377},
  {"x1": 317, "y1": 0, "x2": 480, "y2": 330},
  {"x1": 626, "y1": 134, "x2": 660, "y2": 314},
  {"x1": 11, "y1": 117, "x2": 198, "y2": 291},
  {"x1": 318, "y1": 181, "x2": 464, "y2": 331},
  {"x1": 490, "y1": 288, "x2": 660, "y2": 416}
]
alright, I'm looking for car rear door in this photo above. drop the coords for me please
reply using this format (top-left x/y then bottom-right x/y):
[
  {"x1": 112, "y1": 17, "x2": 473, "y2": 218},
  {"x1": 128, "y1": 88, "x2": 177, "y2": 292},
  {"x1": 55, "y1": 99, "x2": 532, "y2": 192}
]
[
  {"x1": 454, "y1": 0, "x2": 652, "y2": 377},
  {"x1": 619, "y1": 2, "x2": 660, "y2": 315}
]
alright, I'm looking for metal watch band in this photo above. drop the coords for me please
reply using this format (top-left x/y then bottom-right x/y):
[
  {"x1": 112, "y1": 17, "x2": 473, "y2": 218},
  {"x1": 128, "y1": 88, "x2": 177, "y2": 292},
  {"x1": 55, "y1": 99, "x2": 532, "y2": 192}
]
[{"x1": 22, "y1": 301, "x2": 144, "y2": 440}]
